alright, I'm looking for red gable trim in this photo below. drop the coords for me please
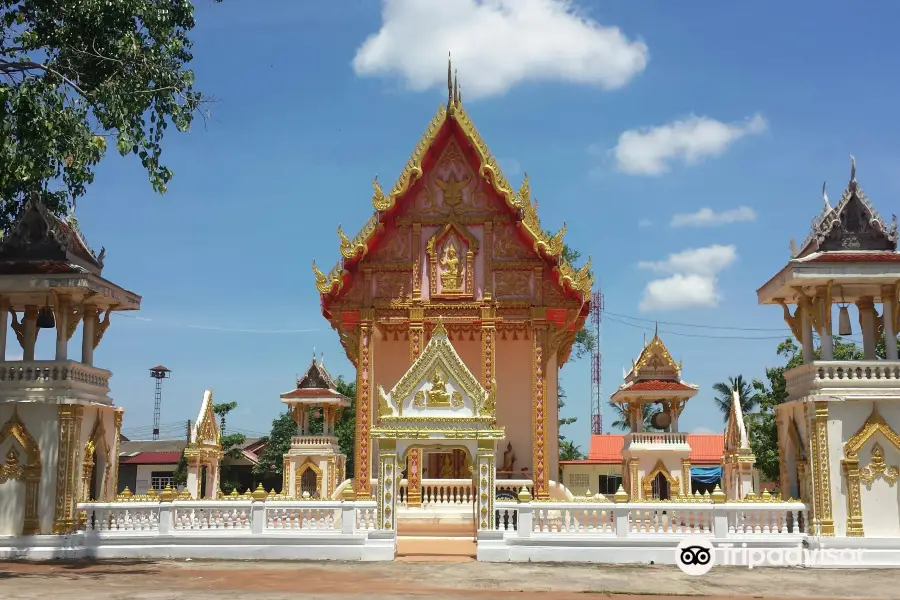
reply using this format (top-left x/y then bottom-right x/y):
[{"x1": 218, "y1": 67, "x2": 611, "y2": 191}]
[
  {"x1": 119, "y1": 451, "x2": 182, "y2": 465},
  {"x1": 627, "y1": 380, "x2": 695, "y2": 392},
  {"x1": 805, "y1": 252, "x2": 900, "y2": 263}
]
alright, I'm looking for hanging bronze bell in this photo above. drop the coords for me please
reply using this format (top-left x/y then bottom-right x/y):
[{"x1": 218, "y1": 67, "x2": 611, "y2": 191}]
[
  {"x1": 36, "y1": 306, "x2": 55, "y2": 329},
  {"x1": 838, "y1": 305, "x2": 852, "y2": 336}
]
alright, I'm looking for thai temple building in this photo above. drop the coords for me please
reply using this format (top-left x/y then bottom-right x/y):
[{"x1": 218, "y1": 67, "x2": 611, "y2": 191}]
[
  {"x1": 0, "y1": 198, "x2": 140, "y2": 535},
  {"x1": 759, "y1": 159, "x2": 900, "y2": 539},
  {"x1": 311, "y1": 61, "x2": 592, "y2": 528},
  {"x1": 4, "y1": 63, "x2": 900, "y2": 565}
]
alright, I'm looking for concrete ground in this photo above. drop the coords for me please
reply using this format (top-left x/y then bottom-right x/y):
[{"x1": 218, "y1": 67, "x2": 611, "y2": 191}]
[{"x1": 0, "y1": 559, "x2": 896, "y2": 600}]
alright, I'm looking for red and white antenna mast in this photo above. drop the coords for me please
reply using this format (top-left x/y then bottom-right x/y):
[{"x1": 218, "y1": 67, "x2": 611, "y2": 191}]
[{"x1": 590, "y1": 289, "x2": 603, "y2": 434}]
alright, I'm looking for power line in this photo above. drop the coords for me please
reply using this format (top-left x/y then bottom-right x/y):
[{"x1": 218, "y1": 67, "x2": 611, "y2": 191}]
[
  {"x1": 604, "y1": 315, "x2": 793, "y2": 340},
  {"x1": 114, "y1": 311, "x2": 321, "y2": 335},
  {"x1": 602, "y1": 309, "x2": 791, "y2": 332}
]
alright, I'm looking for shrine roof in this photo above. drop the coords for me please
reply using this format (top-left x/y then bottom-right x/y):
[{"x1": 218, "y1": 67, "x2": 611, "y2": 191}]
[
  {"x1": 0, "y1": 196, "x2": 105, "y2": 276},
  {"x1": 312, "y1": 60, "x2": 592, "y2": 312},
  {"x1": 794, "y1": 158, "x2": 897, "y2": 260},
  {"x1": 623, "y1": 379, "x2": 697, "y2": 392},
  {"x1": 280, "y1": 354, "x2": 350, "y2": 405}
]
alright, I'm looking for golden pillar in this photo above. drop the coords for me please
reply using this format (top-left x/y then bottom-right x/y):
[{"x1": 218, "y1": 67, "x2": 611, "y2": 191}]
[
  {"x1": 531, "y1": 308, "x2": 549, "y2": 498},
  {"x1": 406, "y1": 306, "x2": 425, "y2": 507},
  {"x1": 53, "y1": 404, "x2": 84, "y2": 533},
  {"x1": 812, "y1": 401, "x2": 834, "y2": 535},
  {"x1": 354, "y1": 310, "x2": 375, "y2": 499}
]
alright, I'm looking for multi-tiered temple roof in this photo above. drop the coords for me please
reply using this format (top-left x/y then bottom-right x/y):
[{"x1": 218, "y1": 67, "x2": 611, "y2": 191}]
[
  {"x1": 311, "y1": 60, "x2": 593, "y2": 315},
  {"x1": 758, "y1": 157, "x2": 900, "y2": 304},
  {"x1": 280, "y1": 354, "x2": 350, "y2": 405},
  {"x1": 611, "y1": 329, "x2": 698, "y2": 399}
]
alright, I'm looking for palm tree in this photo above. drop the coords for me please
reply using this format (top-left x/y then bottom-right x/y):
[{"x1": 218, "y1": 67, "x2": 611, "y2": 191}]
[
  {"x1": 712, "y1": 375, "x2": 759, "y2": 423},
  {"x1": 607, "y1": 401, "x2": 662, "y2": 432}
]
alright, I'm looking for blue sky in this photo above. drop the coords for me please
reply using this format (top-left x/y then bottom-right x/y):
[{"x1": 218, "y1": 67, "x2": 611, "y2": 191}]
[{"x1": 46, "y1": 0, "x2": 900, "y2": 450}]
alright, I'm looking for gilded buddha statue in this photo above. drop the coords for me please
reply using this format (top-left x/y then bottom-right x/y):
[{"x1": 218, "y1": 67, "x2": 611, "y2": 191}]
[
  {"x1": 440, "y1": 244, "x2": 462, "y2": 291},
  {"x1": 426, "y1": 369, "x2": 451, "y2": 406}
]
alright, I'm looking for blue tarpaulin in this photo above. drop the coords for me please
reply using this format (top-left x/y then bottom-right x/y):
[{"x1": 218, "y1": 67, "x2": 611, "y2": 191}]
[{"x1": 691, "y1": 466, "x2": 722, "y2": 484}]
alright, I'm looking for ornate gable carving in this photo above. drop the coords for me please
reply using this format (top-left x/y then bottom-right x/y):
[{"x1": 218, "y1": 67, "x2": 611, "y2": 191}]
[
  {"x1": 426, "y1": 222, "x2": 477, "y2": 299},
  {"x1": 191, "y1": 389, "x2": 221, "y2": 449},
  {"x1": 631, "y1": 332, "x2": 681, "y2": 380},
  {"x1": 493, "y1": 223, "x2": 533, "y2": 261},
  {"x1": 376, "y1": 320, "x2": 494, "y2": 421},
  {"x1": 800, "y1": 162, "x2": 899, "y2": 256}
]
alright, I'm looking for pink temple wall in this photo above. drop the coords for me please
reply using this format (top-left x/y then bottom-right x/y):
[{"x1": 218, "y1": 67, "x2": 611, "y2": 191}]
[{"x1": 495, "y1": 336, "x2": 534, "y2": 476}]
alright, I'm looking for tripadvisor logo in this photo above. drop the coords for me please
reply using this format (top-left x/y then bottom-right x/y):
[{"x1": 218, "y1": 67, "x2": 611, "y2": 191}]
[
  {"x1": 676, "y1": 538, "x2": 714, "y2": 575},
  {"x1": 676, "y1": 538, "x2": 866, "y2": 573}
]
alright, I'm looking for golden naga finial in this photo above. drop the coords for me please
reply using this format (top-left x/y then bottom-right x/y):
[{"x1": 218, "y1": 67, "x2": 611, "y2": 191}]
[
  {"x1": 574, "y1": 257, "x2": 592, "y2": 293},
  {"x1": 547, "y1": 221, "x2": 566, "y2": 257},
  {"x1": 447, "y1": 51, "x2": 453, "y2": 108},
  {"x1": 372, "y1": 176, "x2": 390, "y2": 212},
  {"x1": 312, "y1": 259, "x2": 329, "y2": 292},
  {"x1": 516, "y1": 173, "x2": 531, "y2": 207},
  {"x1": 337, "y1": 225, "x2": 351, "y2": 255}
]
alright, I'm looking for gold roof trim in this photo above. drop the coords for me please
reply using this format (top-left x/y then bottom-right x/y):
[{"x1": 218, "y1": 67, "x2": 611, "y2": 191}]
[
  {"x1": 630, "y1": 330, "x2": 681, "y2": 379},
  {"x1": 312, "y1": 79, "x2": 592, "y2": 300}
]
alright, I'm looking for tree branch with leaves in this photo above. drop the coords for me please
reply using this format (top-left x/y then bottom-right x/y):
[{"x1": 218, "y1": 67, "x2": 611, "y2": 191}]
[{"x1": 0, "y1": 0, "x2": 219, "y2": 227}]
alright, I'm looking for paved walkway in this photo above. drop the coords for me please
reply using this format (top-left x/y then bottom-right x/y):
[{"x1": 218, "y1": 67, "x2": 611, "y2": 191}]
[{"x1": 0, "y1": 559, "x2": 895, "y2": 599}]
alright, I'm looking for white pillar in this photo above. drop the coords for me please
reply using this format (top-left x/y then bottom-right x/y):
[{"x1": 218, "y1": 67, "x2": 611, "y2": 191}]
[
  {"x1": 800, "y1": 300, "x2": 814, "y2": 364},
  {"x1": 23, "y1": 305, "x2": 37, "y2": 361},
  {"x1": 857, "y1": 297, "x2": 878, "y2": 360},
  {"x1": 55, "y1": 297, "x2": 69, "y2": 361},
  {"x1": 378, "y1": 445, "x2": 398, "y2": 532},
  {"x1": 82, "y1": 305, "x2": 98, "y2": 366},
  {"x1": 186, "y1": 457, "x2": 200, "y2": 499},
  {"x1": 0, "y1": 299, "x2": 8, "y2": 361},
  {"x1": 476, "y1": 442, "x2": 496, "y2": 531},
  {"x1": 882, "y1": 285, "x2": 898, "y2": 360},
  {"x1": 818, "y1": 289, "x2": 834, "y2": 360}
]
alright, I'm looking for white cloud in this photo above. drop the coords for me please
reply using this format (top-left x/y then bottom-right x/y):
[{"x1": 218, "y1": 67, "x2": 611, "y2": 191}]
[
  {"x1": 6, "y1": 352, "x2": 22, "y2": 361},
  {"x1": 670, "y1": 206, "x2": 757, "y2": 228},
  {"x1": 613, "y1": 114, "x2": 767, "y2": 176},
  {"x1": 638, "y1": 218, "x2": 652, "y2": 228},
  {"x1": 353, "y1": 0, "x2": 649, "y2": 99},
  {"x1": 638, "y1": 245, "x2": 737, "y2": 311}
]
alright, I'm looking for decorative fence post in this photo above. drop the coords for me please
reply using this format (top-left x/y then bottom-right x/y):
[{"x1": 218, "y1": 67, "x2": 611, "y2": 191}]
[
  {"x1": 158, "y1": 486, "x2": 175, "y2": 535},
  {"x1": 250, "y1": 484, "x2": 267, "y2": 534},
  {"x1": 613, "y1": 485, "x2": 630, "y2": 538},
  {"x1": 341, "y1": 486, "x2": 356, "y2": 534},
  {"x1": 711, "y1": 485, "x2": 729, "y2": 539},
  {"x1": 516, "y1": 486, "x2": 534, "y2": 538}
]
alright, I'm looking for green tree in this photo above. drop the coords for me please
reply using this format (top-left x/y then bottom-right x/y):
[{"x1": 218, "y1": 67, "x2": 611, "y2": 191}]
[
  {"x1": 172, "y1": 451, "x2": 187, "y2": 487},
  {"x1": 252, "y1": 411, "x2": 296, "y2": 487},
  {"x1": 0, "y1": 0, "x2": 219, "y2": 227},
  {"x1": 749, "y1": 336, "x2": 868, "y2": 483},
  {"x1": 334, "y1": 376, "x2": 357, "y2": 479},
  {"x1": 606, "y1": 400, "x2": 661, "y2": 432},
  {"x1": 712, "y1": 375, "x2": 759, "y2": 423},
  {"x1": 213, "y1": 401, "x2": 245, "y2": 494}
]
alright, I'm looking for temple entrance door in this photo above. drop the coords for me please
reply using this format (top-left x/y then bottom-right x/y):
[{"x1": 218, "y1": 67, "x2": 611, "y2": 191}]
[{"x1": 393, "y1": 441, "x2": 478, "y2": 559}]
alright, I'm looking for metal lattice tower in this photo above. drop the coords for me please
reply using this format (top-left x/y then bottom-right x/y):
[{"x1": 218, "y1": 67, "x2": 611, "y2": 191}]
[
  {"x1": 590, "y1": 290, "x2": 603, "y2": 434},
  {"x1": 149, "y1": 366, "x2": 172, "y2": 440}
]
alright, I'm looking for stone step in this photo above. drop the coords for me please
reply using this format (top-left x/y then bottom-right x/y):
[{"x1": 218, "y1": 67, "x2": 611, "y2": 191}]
[{"x1": 396, "y1": 536, "x2": 477, "y2": 561}]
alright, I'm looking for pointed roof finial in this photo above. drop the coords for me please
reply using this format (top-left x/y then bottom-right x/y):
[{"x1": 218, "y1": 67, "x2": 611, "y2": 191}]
[
  {"x1": 822, "y1": 181, "x2": 830, "y2": 211},
  {"x1": 453, "y1": 69, "x2": 459, "y2": 106},
  {"x1": 447, "y1": 52, "x2": 453, "y2": 107},
  {"x1": 654, "y1": 322, "x2": 659, "y2": 338},
  {"x1": 850, "y1": 154, "x2": 856, "y2": 182}
]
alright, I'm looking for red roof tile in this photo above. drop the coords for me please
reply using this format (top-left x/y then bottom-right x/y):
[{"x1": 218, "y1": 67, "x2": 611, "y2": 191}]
[
  {"x1": 570, "y1": 434, "x2": 724, "y2": 465},
  {"x1": 280, "y1": 388, "x2": 349, "y2": 400},
  {"x1": 627, "y1": 380, "x2": 695, "y2": 391},
  {"x1": 120, "y1": 451, "x2": 182, "y2": 465},
  {"x1": 805, "y1": 252, "x2": 900, "y2": 263}
]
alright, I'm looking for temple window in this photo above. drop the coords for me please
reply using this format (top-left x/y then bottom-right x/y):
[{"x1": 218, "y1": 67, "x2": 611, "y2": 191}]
[
  {"x1": 599, "y1": 474, "x2": 623, "y2": 496},
  {"x1": 568, "y1": 473, "x2": 589, "y2": 491},
  {"x1": 150, "y1": 471, "x2": 174, "y2": 491}
]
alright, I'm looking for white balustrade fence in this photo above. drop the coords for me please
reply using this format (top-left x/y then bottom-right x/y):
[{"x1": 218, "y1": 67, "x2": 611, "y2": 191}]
[
  {"x1": 493, "y1": 499, "x2": 807, "y2": 538},
  {"x1": 396, "y1": 478, "x2": 535, "y2": 506}
]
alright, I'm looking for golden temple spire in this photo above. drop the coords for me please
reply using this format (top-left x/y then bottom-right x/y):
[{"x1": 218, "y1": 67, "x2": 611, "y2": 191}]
[{"x1": 447, "y1": 52, "x2": 453, "y2": 108}]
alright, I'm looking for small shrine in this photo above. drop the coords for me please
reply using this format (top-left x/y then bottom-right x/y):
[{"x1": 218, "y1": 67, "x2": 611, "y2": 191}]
[
  {"x1": 610, "y1": 329, "x2": 698, "y2": 500},
  {"x1": 0, "y1": 197, "x2": 139, "y2": 535},
  {"x1": 185, "y1": 389, "x2": 223, "y2": 499},
  {"x1": 723, "y1": 389, "x2": 757, "y2": 500},
  {"x1": 280, "y1": 354, "x2": 350, "y2": 499}
]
